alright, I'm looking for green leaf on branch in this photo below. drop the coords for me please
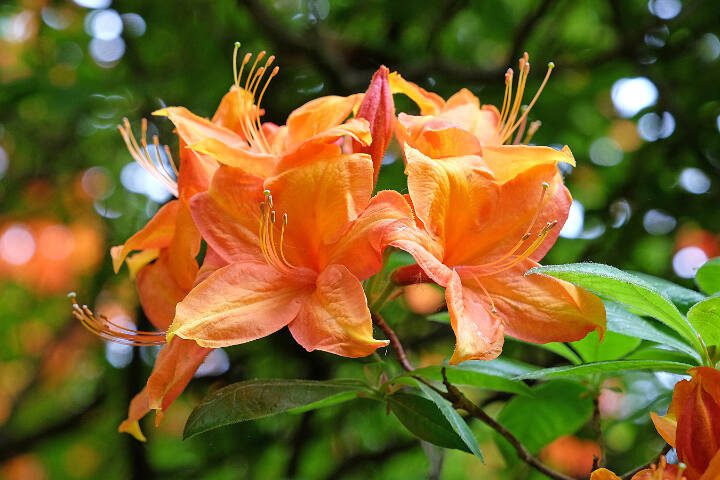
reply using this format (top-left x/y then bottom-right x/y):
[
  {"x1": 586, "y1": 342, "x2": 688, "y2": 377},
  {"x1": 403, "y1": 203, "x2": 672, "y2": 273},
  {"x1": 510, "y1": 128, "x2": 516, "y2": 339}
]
[
  {"x1": 604, "y1": 301, "x2": 700, "y2": 361},
  {"x1": 409, "y1": 360, "x2": 534, "y2": 396},
  {"x1": 696, "y1": 258, "x2": 720, "y2": 295},
  {"x1": 629, "y1": 271, "x2": 705, "y2": 313},
  {"x1": 687, "y1": 296, "x2": 720, "y2": 349},
  {"x1": 515, "y1": 360, "x2": 693, "y2": 380},
  {"x1": 529, "y1": 263, "x2": 704, "y2": 356},
  {"x1": 387, "y1": 392, "x2": 472, "y2": 454},
  {"x1": 184, "y1": 379, "x2": 367, "y2": 439},
  {"x1": 571, "y1": 330, "x2": 641, "y2": 363},
  {"x1": 496, "y1": 381, "x2": 593, "y2": 459},
  {"x1": 415, "y1": 380, "x2": 484, "y2": 460}
]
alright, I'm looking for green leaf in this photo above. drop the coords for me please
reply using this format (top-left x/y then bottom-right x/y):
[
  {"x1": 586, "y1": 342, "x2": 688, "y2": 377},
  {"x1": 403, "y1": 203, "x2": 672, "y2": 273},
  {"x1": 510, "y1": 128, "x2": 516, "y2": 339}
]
[
  {"x1": 687, "y1": 296, "x2": 720, "y2": 349},
  {"x1": 605, "y1": 301, "x2": 700, "y2": 361},
  {"x1": 529, "y1": 263, "x2": 703, "y2": 355},
  {"x1": 696, "y1": 258, "x2": 720, "y2": 295},
  {"x1": 509, "y1": 338, "x2": 583, "y2": 364},
  {"x1": 409, "y1": 359, "x2": 534, "y2": 396},
  {"x1": 571, "y1": 330, "x2": 641, "y2": 363},
  {"x1": 497, "y1": 381, "x2": 593, "y2": 457},
  {"x1": 415, "y1": 381, "x2": 484, "y2": 460},
  {"x1": 387, "y1": 392, "x2": 470, "y2": 453},
  {"x1": 515, "y1": 360, "x2": 693, "y2": 380},
  {"x1": 184, "y1": 379, "x2": 366, "y2": 439},
  {"x1": 629, "y1": 271, "x2": 705, "y2": 313}
]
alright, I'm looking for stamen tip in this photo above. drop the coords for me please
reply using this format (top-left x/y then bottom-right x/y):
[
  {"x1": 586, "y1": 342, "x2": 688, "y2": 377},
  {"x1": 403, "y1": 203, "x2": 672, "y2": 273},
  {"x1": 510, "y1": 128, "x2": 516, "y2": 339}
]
[
  {"x1": 263, "y1": 189, "x2": 271, "y2": 196},
  {"x1": 234, "y1": 41, "x2": 241, "y2": 48},
  {"x1": 547, "y1": 61, "x2": 555, "y2": 69},
  {"x1": 542, "y1": 181, "x2": 549, "y2": 190}
]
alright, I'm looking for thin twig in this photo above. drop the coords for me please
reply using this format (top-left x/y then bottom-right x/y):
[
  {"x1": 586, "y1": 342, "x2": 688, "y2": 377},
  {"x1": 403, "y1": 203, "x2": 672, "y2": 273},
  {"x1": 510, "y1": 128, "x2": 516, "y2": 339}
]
[
  {"x1": 439, "y1": 369, "x2": 574, "y2": 480},
  {"x1": 372, "y1": 313, "x2": 414, "y2": 372}
]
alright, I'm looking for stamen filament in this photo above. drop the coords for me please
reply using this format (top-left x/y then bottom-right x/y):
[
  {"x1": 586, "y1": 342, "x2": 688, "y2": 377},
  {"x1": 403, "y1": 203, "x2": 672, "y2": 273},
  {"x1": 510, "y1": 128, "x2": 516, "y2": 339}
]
[
  {"x1": 118, "y1": 118, "x2": 178, "y2": 197},
  {"x1": 69, "y1": 293, "x2": 166, "y2": 347}
]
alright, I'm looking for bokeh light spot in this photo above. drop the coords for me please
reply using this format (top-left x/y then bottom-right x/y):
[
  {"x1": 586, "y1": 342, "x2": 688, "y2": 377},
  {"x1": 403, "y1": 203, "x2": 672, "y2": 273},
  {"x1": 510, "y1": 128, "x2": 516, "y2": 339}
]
[
  {"x1": 672, "y1": 246, "x2": 707, "y2": 278},
  {"x1": 560, "y1": 200, "x2": 584, "y2": 239},
  {"x1": 611, "y1": 77, "x2": 658, "y2": 118},
  {"x1": 637, "y1": 112, "x2": 675, "y2": 141},
  {"x1": 0, "y1": 224, "x2": 36, "y2": 265},
  {"x1": 195, "y1": 349, "x2": 230, "y2": 377},
  {"x1": 121, "y1": 13, "x2": 146, "y2": 37},
  {"x1": 89, "y1": 37, "x2": 125, "y2": 66},
  {"x1": 648, "y1": 0, "x2": 682, "y2": 20},
  {"x1": 38, "y1": 225, "x2": 75, "y2": 261},
  {"x1": 88, "y1": 9, "x2": 123, "y2": 40},
  {"x1": 120, "y1": 162, "x2": 173, "y2": 203},
  {"x1": 678, "y1": 167, "x2": 711, "y2": 194},
  {"x1": 643, "y1": 209, "x2": 676, "y2": 235},
  {"x1": 589, "y1": 137, "x2": 623, "y2": 166}
]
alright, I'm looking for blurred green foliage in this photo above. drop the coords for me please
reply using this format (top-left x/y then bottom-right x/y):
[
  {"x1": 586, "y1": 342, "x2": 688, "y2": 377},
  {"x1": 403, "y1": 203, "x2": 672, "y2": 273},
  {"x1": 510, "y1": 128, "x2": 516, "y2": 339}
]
[{"x1": 0, "y1": 0, "x2": 718, "y2": 478}]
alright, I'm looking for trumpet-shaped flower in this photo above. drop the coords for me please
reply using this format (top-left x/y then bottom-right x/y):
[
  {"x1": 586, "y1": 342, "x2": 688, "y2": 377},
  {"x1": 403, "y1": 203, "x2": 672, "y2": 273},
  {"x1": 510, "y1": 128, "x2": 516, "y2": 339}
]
[
  {"x1": 389, "y1": 56, "x2": 605, "y2": 363},
  {"x1": 156, "y1": 46, "x2": 383, "y2": 181},
  {"x1": 168, "y1": 151, "x2": 412, "y2": 356},
  {"x1": 651, "y1": 367, "x2": 720, "y2": 480},
  {"x1": 591, "y1": 456, "x2": 690, "y2": 480}
]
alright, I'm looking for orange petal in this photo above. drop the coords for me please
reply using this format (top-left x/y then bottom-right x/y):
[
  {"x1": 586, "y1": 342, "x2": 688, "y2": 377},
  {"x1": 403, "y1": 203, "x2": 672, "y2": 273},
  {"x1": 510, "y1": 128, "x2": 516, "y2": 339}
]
[
  {"x1": 404, "y1": 145, "x2": 495, "y2": 262},
  {"x1": 136, "y1": 253, "x2": 189, "y2": 330},
  {"x1": 389, "y1": 72, "x2": 445, "y2": 115},
  {"x1": 325, "y1": 190, "x2": 413, "y2": 280},
  {"x1": 590, "y1": 469, "x2": 622, "y2": 480},
  {"x1": 289, "y1": 264, "x2": 388, "y2": 357},
  {"x1": 119, "y1": 337, "x2": 210, "y2": 441},
  {"x1": 167, "y1": 202, "x2": 201, "y2": 291},
  {"x1": 188, "y1": 137, "x2": 275, "y2": 178},
  {"x1": 398, "y1": 114, "x2": 483, "y2": 158},
  {"x1": 446, "y1": 269, "x2": 505, "y2": 363},
  {"x1": 211, "y1": 85, "x2": 256, "y2": 135},
  {"x1": 355, "y1": 66, "x2": 395, "y2": 181},
  {"x1": 700, "y1": 450, "x2": 720, "y2": 480},
  {"x1": 468, "y1": 260, "x2": 606, "y2": 344},
  {"x1": 265, "y1": 153, "x2": 374, "y2": 271},
  {"x1": 650, "y1": 411, "x2": 678, "y2": 447},
  {"x1": 284, "y1": 94, "x2": 363, "y2": 150},
  {"x1": 189, "y1": 166, "x2": 265, "y2": 263},
  {"x1": 169, "y1": 262, "x2": 312, "y2": 348},
  {"x1": 481, "y1": 144, "x2": 575, "y2": 183},
  {"x1": 446, "y1": 164, "x2": 571, "y2": 266},
  {"x1": 111, "y1": 200, "x2": 180, "y2": 273},
  {"x1": 388, "y1": 226, "x2": 452, "y2": 286},
  {"x1": 154, "y1": 106, "x2": 245, "y2": 149},
  {"x1": 176, "y1": 140, "x2": 218, "y2": 201},
  {"x1": 676, "y1": 367, "x2": 720, "y2": 474},
  {"x1": 442, "y1": 89, "x2": 500, "y2": 146}
]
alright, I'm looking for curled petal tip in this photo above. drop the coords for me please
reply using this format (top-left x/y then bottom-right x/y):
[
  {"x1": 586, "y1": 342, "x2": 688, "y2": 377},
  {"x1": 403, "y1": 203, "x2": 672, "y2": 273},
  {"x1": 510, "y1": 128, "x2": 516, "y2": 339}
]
[{"x1": 118, "y1": 420, "x2": 147, "y2": 442}]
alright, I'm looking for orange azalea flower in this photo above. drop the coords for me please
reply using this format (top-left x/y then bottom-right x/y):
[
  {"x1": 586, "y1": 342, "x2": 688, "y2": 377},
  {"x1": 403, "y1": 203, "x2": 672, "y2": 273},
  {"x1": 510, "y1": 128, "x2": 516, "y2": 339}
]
[
  {"x1": 168, "y1": 151, "x2": 412, "y2": 356},
  {"x1": 388, "y1": 56, "x2": 605, "y2": 363},
  {"x1": 651, "y1": 367, "x2": 720, "y2": 479},
  {"x1": 591, "y1": 456, "x2": 689, "y2": 480},
  {"x1": 155, "y1": 45, "x2": 380, "y2": 181}
]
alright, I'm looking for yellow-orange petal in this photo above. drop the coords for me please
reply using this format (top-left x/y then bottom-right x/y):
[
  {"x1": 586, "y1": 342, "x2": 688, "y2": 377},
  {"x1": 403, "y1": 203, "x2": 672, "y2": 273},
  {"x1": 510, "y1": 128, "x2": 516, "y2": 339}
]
[
  {"x1": 211, "y1": 85, "x2": 256, "y2": 135},
  {"x1": 389, "y1": 72, "x2": 445, "y2": 115},
  {"x1": 169, "y1": 262, "x2": 312, "y2": 348},
  {"x1": 189, "y1": 137, "x2": 275, "y2": 178},
  {"x1": 475, "y1": 260, "x2": 606, "y2": 344},
  {"x1": 446, "y1": 270, "x2": 505, "y2": 363},
  {"x1": 119, "y1": 337, "x2": 210, "y2": 441},
  {"x1": 404, "y1": 144, "x2": 495, "y2": 256},
  {"x1": 125, "y1": 248, "x2": 160, "y2": 279},
  {"x1": 189, "y1": 166, "x2": 265, "y2": 264},
  {"x1": 325, "y1": 190, "x2": 413, "y2": 280},
  {"x1": 284, "y1": 94, "x2": 363, "y2": 150},
  {"x1": 650, "y1": 411, "x2": 678, "y2": 448},
  {"x1": 590, "y1": 469, "x2": 622, "y2": 480},
  {"x1": 177, "y1": 139, "x2": 218, "y2": 202},
  {"x1": 111, "y1": 200, "x2": 180, "y2": 273},
  {"x1": 265, "y1": 153, "x2": 374, "y2": 271},
  {"x1": 480, "y1": 144, "x2": 575, "y2": 183},
  {"x1": 167, "y1": 202, "x2": 201, "y2": 291},
  {"x1": 154, "y1": 106, "x2": 246, "y2": 149},
  {"x1": 136, "y1": 253, "x2": 189, "y2": 331},
  {"x1": 289, "y1": 264, "x2": 388, "y2": 357}
]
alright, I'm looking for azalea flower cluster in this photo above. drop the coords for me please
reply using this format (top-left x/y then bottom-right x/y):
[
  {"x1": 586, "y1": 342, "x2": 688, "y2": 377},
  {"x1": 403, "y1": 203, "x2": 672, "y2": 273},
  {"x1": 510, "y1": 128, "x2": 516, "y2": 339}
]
[{"x1": 74, "y1": 46, "x2": 606, "y2": 440}]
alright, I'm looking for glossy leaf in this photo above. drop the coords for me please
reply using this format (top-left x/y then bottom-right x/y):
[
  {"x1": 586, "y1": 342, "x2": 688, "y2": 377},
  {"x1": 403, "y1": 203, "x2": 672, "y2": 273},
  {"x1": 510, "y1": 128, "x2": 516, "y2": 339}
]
[
  {"x1": 529, "y1": 263, "x2": 703, "y2": 355},
  {"x1": 416, "y1": 381, "x2": 484, "y2": 460},
  {"x1": 571, "y1": 330, "x2": 641, "y2": 363},
  {"x1": 630, "y1": 271, "x2": 705, "y2": 313},
  {"x1": 604, "y1": 301, "x2": 700, "y2": 361},
  {"x1": 687, "y1": 296, "x2": 720, "y2": 349},
  {"x1": 388, "y1": 392, "x2": 470, "y2": 453},
  {"x1": 696, "y1": 258, "x2": 720, "y2": 295},
  {"x1": 184, "y1": 379, "x2": 366, "y2": 438},
  {"x1": 410, "y1": 360, "x2": 534, "y2": 396},
  {"x1": 515, "y1": 360, "x2": 693, "y2": 380}
]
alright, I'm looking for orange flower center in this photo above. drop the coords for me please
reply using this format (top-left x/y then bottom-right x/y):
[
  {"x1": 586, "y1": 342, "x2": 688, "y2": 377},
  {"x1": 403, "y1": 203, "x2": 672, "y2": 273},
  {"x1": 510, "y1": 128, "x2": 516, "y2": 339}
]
[
  {"x1": 494, "y1": 52, "x2": 554, "y2": 145},
  {"x1": 70, "y1": 293, "x2": 166, "y2": 346},
  {"x1": 233, "y1": 43, "x2": 279, "y2": 155},
  {"x1": 258, "y1": 189, "x2": 297, "y2": 274}
]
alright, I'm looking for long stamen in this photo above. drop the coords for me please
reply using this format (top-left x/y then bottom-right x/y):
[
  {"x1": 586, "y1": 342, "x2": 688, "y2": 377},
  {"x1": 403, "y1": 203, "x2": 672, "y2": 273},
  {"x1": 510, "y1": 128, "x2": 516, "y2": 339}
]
[
  {"x1": 258, "y1": 191, "x2": 296, "y2": 274},
  {"x1": 232, "y1": 41, "x2": 241, "y2": 88},
  {"x1": 69, "y1": 293, "x2": 165, "y2": 347},
  {"x1": 495, "y1": 68, "x2": 513, "y2": 135},
  {"x1": 499, "y1": 54, "x2": 530, "y2": 142},
  {"x1": 502, "y1": 61, "x2": 554, "y2": 143},
  {"x1": 255, "y1": 65, "x2": 279, "y2": 152},
  {"x1": 522, "y1": 120, "x2": 542, "y2": 144},
  {"x1": 118, "y1": 118, "x2": 178, "y2": 197}
]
